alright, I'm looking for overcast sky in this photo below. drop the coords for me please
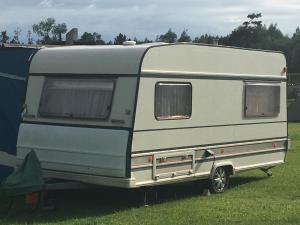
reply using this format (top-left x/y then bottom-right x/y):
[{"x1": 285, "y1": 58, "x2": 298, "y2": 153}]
[{"x1": 1, "y1": 0, "x2": 300, "y2": 42}]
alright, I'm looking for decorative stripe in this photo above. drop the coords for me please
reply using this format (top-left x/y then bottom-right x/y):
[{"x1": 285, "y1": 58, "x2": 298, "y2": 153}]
[
  {"x1": 0, "y1": 151, "x2": 17, "y2": 168},
  {"x1": 132, "y1": 137, "x2": 288, "y2": 155},
  {"x1": 29, "y1": 73, "x2": 138, "y2": 78},
  {"x1": 214, "y1": 147, "x2": 285, "y2": 160},
  {"x1": 132, "y1": 138, "x2": 286, "y2": 158},
  {"x1": 141, "y1": 70, "x2": 286, "y2": 81},
  {"x1": 21, "y1": 120, "x2": 132, "y2": 131},
  {"x1": 134, "y1": 121, "x2": 287, "y2": 132},
  {"x1": 0, "y1": 72, "x2": 26, "y2": 81}
]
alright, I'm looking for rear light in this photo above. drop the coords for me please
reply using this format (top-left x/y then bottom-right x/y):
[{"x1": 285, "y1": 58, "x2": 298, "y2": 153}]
[
  {"x1": 25, "y1": 192, "x2": 40, "y2": 205},
  {"x1": 148, "y1": 155, "x2": 154, "y2": 163}
]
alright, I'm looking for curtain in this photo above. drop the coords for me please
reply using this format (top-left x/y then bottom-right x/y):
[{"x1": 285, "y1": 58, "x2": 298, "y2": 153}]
[
  {"x1": 155, "y1": 83, "x2": 192, "y2": 119},
  {"x1": 39, "y1": 78, "x2": 114, "y2": 119}
]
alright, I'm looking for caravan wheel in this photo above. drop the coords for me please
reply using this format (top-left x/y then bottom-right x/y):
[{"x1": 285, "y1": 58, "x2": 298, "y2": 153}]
[{"x1": 209, "y1": 167, "x2": 229, "y2": 193}]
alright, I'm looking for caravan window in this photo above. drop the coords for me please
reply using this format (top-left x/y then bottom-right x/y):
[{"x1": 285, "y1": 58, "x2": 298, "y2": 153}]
[
  {"x1": 39, "y1": 78, "x2": 114, "y2": 120},
  {"x1": 155, "y1": 82, "x2": 192, "y2": 120},
  {"x1": 244, "y1": 82, "x2": 280, "y2": 117}
]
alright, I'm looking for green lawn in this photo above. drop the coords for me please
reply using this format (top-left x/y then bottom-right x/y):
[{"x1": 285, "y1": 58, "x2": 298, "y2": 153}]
[{"x1": 1, "y1": 123, "x2": 300, "y2": 225}]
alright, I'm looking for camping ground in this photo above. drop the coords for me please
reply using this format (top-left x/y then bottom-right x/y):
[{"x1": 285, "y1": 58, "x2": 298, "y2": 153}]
[{"x1": 0, "y1": 123, "x2": 299, "y2": 225}]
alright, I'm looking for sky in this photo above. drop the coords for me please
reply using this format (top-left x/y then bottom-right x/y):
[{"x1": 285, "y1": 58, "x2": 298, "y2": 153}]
[{"x1": 1, "y1": 0, "x2": 300, "y2": 42}]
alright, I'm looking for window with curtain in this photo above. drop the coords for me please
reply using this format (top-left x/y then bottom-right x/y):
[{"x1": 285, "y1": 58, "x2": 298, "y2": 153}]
[
  {"x1": 39, "y1": 78, "x2": 114, "y2": 120},
  {"x1": 244, "y1": 82, "x2": 280, "y2": 117},
  {"x1": 155, "y1": 82, "x2": 192, "y2": 120}
]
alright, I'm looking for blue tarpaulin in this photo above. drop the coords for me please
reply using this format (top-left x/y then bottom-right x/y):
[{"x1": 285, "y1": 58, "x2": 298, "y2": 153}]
[{"x1": 0, "y1": 45, "x2": 39, "y2": 182}]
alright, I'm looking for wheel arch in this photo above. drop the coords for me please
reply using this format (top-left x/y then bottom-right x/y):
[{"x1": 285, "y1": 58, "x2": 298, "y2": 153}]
[{"x1": 210, "y1": 162, "x2": 235, "y2": 179}]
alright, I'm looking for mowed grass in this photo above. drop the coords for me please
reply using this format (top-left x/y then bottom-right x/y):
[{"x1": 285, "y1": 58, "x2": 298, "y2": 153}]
[{"x1": 1, "y1": 123, "x2": 300, "y2": 225}]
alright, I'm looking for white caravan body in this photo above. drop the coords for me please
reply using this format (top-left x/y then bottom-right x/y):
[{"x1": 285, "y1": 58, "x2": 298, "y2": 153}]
[{"x1": 17, "y1": 43, "x2": 288, "y2": 188}]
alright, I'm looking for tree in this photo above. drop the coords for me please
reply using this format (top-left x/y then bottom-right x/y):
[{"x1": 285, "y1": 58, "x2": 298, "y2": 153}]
[
  {"x1": 52, "y1": 23, "x2": 67, "y2": 41},
  {"x1": 143, "y1": 37, "x2": 152, "y2": 43},
  {"x1": 221, "y1": 13, "x2": 266, "y2": 48},
  {"x1": 79, "y1": 32, "x2": 105, "y2": 45},
  {"x1": 80, "y1": 32, "x2": 94, "y2": 42},
  {"x1": 194, "y1": 34, "x2": 219, "y2": 44},
  {"x1": 93, "y1": 32, "x2": 105, "y2": 45},
  {"x1": 289, "y1": 27, "x2": 300, "y2": 72},
  {"x1": 114, "y1": 33, "x2": 128, "y2": 45},
  {"x1": 178, "y1": 29, "x2": 191, "y2": 42},
  {"x1": 10, "y1": 27, "x2": 22, "y2": 44},
  {"x1": 32, "y1": 17, "x2": 56, "y2": 44},
  {"x1": 157, "y1": 29, "x2": 177, "y2": 43},
  {"x1": 244, "y1": 13, "x2": 262, "y2": 28},
  {"x1": 0, "y1": 31, "x2": 9, "y2": 44},
  {"x1": 133, "y1": 37, "x2": 152, "y2": 44},
  {"x1": 220, "y1": 13, "x2": 294, "y2": 71},
  {"x1": 293, "y1": 27, "x2": 300, "y2": 39},
  {"x1": 27, "y1": 30, "x2": 33, "y2": 44}
]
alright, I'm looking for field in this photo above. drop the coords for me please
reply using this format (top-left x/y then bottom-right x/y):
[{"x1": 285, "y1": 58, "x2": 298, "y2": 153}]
[{"x1": 0, "y1": 123, "x2": 300, "y2": 225}]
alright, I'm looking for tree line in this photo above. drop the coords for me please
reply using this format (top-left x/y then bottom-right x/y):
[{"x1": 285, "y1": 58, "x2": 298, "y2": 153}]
[{"x1": 0, "y1": 13, "x2": 299, "y2": 72}]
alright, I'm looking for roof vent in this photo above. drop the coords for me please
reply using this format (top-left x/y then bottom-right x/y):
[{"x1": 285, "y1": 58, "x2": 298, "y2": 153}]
[{"x1": 123, "y1": 41, "x2": 136, "y2": 46}]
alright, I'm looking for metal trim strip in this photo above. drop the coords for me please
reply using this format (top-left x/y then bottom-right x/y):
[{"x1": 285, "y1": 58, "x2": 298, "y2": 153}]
[
  {"x1": 21, "y1": 121, "x2": 132, "y2": 131},
  {"x1": 141, "y1": 70, "x2": 286, "y2": 81},
  {"x1": 134, "y1": 121, "x2": 287, "y2": 132},
  {"x1": 0, "y1": 151, "x2": 17, "y2": 168},
  {"x1": 16, "y1": 158, "x2": 123, "y2": 172},
  {"x1": 0, "y1": 72, "x2": 26, "y2": 81},
  {"x1": 17, "y1": 145, "x2": 125, "y2": 157}
]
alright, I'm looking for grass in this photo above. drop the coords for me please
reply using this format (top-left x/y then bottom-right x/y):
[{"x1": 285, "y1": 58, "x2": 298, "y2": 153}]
[{"x1": 1, "y1": 123, "x2": 300, "y2": 225}]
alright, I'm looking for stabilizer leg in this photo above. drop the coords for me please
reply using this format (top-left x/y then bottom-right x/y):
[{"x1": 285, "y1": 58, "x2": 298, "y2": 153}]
[{"x1": 261, "y1": 168, "x2": 273, "y2": 177}]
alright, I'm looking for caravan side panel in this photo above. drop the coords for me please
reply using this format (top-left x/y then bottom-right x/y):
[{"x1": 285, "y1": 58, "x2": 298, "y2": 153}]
[{"x1": 130, "y1": 44, "x2": 287, "y2": 187}]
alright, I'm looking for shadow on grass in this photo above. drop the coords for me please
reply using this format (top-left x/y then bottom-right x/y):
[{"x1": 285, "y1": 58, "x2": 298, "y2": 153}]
[
  {"x1": 0, "y1": 175, "x2": 268, "y2": 225},
  {"x1": 229, "y1": 175, "x2": 266, "y2": 189}
]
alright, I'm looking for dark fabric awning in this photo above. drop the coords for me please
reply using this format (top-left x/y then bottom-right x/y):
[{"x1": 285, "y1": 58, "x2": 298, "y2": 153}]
[{"x1": 0, "y1": 47, "x2": 39, "y2": 182}]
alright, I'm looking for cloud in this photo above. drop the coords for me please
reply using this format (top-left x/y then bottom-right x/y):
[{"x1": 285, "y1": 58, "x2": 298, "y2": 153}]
[
  {"x1": 0, "y1": 0, "x2": 299, "y2": 43},
  {"x1": 39, "y1": 0, "x2": 52, "y2": 8}
]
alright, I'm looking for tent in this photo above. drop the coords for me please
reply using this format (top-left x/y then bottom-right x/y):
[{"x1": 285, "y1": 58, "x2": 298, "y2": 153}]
[
  {"x1": 0, "y1": 44, "x2": 39, "y2": 182},
  {"x1": 288, "y1": 97, "x2": 300, "y2": 121}
]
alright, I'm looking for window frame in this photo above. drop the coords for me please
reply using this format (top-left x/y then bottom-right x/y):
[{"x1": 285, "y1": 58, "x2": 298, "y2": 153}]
[
  {"x1": 38, "y1": 76, "x2": 116, "y2": 121},
  {"x1": 154, "y1": 81, "x2": 192, "y2": 121},
  {"x1": 244, "y1": 81, "x2": 281, "y2": 118}
]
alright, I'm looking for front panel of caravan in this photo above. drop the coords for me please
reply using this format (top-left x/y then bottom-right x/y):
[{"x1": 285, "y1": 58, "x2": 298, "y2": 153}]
[
  {"x1": 18, "y1": 76, "x2": 138, "y2": 179},
  {"x1": 16, "y1": 46, "x2": 149, "y2": 182},
  {"x1": 130, "y1": 45, "x2": 288, "y2": 187},
  {"x1": 18, "y1": 124, "x2": 130, "y2": 177}
]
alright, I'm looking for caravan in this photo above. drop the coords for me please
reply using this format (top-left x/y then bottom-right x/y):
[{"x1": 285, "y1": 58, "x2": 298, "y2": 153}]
[{"x1": 17, "y1": 43, "x2": 288, "y2": 193}]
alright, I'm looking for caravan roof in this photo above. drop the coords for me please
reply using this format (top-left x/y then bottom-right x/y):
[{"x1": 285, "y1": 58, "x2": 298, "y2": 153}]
[{"x1": 30, "y1": 43, "x2": 287, "y2": 79}]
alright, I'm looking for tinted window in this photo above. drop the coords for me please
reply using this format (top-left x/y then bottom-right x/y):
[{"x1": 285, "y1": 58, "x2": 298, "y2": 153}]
[
  {"x1": 244, "y1": 82, "x2": 280, "y2": 117},
  {"x1": 155, "y1": 82, "x2": 192, "y2": 120},
  {"x1": 39, "y1": 78, "x2": 114, "y2": 120}
]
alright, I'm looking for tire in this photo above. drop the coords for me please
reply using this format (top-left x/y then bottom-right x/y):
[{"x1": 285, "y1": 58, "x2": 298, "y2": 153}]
[{"x1": 209, "y1": 167, "x2": 230, "y2": 193}]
